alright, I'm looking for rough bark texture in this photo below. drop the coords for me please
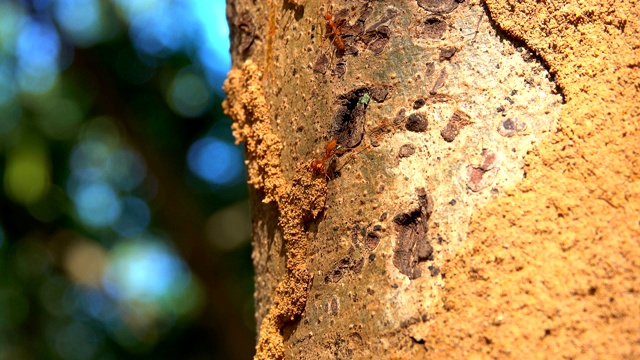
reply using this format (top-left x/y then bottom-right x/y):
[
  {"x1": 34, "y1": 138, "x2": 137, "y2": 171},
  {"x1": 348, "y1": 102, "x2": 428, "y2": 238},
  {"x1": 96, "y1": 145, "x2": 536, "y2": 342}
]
[{"x1": 223, "y1": 0, "x2": 639, "y2": 359}]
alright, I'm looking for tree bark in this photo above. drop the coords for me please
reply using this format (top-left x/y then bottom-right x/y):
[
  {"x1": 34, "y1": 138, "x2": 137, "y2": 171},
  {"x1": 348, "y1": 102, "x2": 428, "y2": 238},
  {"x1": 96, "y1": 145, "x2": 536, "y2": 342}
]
[{"x1": 224, "y1": 0, "x2": 639, "y2": 358}]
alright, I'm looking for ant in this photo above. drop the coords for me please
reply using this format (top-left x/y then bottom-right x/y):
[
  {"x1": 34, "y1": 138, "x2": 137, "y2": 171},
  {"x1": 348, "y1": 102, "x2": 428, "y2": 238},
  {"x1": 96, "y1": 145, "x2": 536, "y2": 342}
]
[
  {"x1": 310, "y1": 138, "x2": 341, "y2": 175},
  {"x1": 324, "y1": 13, "x2": 346, "y2": 51}
]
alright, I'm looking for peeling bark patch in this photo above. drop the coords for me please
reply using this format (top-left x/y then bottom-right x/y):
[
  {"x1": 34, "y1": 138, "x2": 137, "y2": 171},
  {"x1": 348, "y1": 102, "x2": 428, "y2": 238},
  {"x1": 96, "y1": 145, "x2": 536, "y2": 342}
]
[
  {"x1": 394, "y1": 108, "x2": 407, "y2": 125},
  {"x1": 466, "y1": 150, "x2": 499, "y2": 192},
  {"x1": 327, "y1": 297, "x2": 339, "y2": 316},
  {"x1": 368, "y1": 27, "x2": 390, "y2": 54},
  {"x1": 440, "y1": 110, "x2": 472, "y2": 142},
  {"x1": 352, "y1": 256, "x2": 365, "y2": 274},
  {"x1": 324, "y1": 256, "x2": 364, "y2": 283},
  {"x1": 351, "y1": 224, "x2": 361, "y2": 246},
  {"x1": 392, "y1": 210, "x2": 432, "y2": 279},
  {"x1": 330, "y1": 88, "x2": 371, "y2": 148},
  {"x1": 398, "y1": 144, "x2": 416, "y2": 158},
  {"x1": 429, "y1": 265, "x2": 441, "y2": 277},
  {"x1": 369, "y1": 86, "x2": 391, "y2": 103},
  {"x1": 430, "y1": 68, "x2": 447, "y2": 94},
  {"x1": 233, "y1": 11, "x2": 256, "y2": 53},
  {"x1": 497, "y1": 118, "x2": 527, "y2": 137},
  {"x1": 439, "y1": 46, "x2": 457, "y2": 61},
  {"x1": 334, "y1": 60, "x2": 347, "y2": 77},
  {"x1": 423, "y1": 17, "x2": 446, "y2": 39},
  {"x1": 405, "y1": 113, "x2": 428, "y2": 132},
  {"x1": 416, "y1": 187, "x2": 434, "y2": 216},
  {"x1": 416, "y1": 0, "x2": 460, "y2": 14},
  {"x1": 425, "y1": 62, "x2": 435, "y2": 77},
  {"x1": 413, "y1": 98, "x2": 426, "y2": 109},
  {"x1": 365, "y1": 231, "x2": 381, "y2": 251},
  {"x1": 313, "y1": 54, "x2": 330, "y2": 74}
]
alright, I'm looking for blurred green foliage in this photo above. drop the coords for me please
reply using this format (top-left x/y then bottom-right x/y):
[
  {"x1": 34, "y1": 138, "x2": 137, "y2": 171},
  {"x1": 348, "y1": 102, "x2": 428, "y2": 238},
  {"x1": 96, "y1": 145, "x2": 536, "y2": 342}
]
[{"x1": 0, "y1": 1, "x2": 255, "y2": 359}]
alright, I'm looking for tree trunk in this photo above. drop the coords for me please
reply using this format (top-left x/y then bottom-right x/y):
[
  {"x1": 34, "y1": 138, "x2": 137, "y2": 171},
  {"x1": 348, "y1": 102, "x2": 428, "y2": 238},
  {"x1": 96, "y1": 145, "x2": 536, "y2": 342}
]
[{"x1": 223, "y1": 0, "x2": 639, "y2": 358}]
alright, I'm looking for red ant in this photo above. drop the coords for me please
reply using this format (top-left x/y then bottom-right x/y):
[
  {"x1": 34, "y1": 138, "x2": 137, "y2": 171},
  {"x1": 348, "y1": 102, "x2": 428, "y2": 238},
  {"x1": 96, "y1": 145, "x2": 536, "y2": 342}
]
[
  {"x1": 310, "y1": 138, "x2": 341, "y2": 175},
  {"x1": 324, "y1": 13, "x2": 346, "y2": 51}
]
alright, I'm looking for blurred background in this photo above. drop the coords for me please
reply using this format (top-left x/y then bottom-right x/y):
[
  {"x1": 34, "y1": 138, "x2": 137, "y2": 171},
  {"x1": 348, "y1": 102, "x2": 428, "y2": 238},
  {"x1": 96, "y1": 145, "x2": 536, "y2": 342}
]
[{"x1": 0, "y1": 0, "x2": 256, "y2": 359}]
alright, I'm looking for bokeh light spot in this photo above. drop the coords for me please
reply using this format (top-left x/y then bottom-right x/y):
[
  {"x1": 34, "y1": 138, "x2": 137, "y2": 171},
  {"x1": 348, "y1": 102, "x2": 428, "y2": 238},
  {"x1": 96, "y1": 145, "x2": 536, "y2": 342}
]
[
  {"x1": 54, "y1": 0, "x2": 105, "y2": 47},
  {"x1": 63, "y1": 240, "x2": 108, "y2": 288},
  {"x1": 168, "y1": 67, "x2": 212, "y2": 117},
  {"x1": 108, "y1": 150, "x2": 146, "y2": 191},
  {"x1": 15, "y1": 19, "x2": 60, "y2": 93},
  {"x1": 206, "y1": 201, "x2": 251, "y2": 251},
  {"x1": 187, "y1": 137, "x2": 244, "y2": 186},
  {"x1": 36, "y1": 97, "x2": 83, "y2": 140},
  {"x1": 72, "y1": 182, "x2": 121, "y2": 228},
  {"x1": 69, "y1": 139, "x2": 114, "y2": 181},
  {"x1": 103, "y1": 240, "x2": 190, "y2": 303},
  {"x1": 4, "y1": 139, "x2": 50, "y2": 205},
  {"x1": 112, "y1": 197, "x2": 151, "y2": 237}
]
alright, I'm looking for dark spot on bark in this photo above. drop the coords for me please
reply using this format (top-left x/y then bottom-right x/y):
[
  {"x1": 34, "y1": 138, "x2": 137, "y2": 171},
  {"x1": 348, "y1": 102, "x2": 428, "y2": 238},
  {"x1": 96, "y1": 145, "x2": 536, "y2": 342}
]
[
  {"x1": 313, "y1": 54, "x2": 330, "y2": 74},
  {"x1": 398, "y1": 143, "x2": 416, "y2": 158},
  {"x1": 405, "y1": 113, "x2": 428, "y2": 132},
  {"x1": 496, "y1": 105, "x2": 505, "y2": 113},
  {"x1": 365, "y1": 231, "x2": 381, "y2": 251},
  {"x1": 416, "y1": 0, "x2": 460, "y2": 14},
  {"x1": 411, "y1": 336, "x2": 426, "y2": 344},
  {"x1": 392, "y1": 208, "x2": 432, "y2": 279},
  {"x1": 377, "y1": 183, "x2": 386, "y2": 193},
  {"x1": 373, "y1": 224, "x2": 382, "y2": 231},
  {"x1": 380, "y1": 211, "x2": 388, "y2": 221},
  {"x1": 367, "y1": 288, "x2": 375, "y2": 295},
  {"x1": 440, "y1": 109, "x2": 472, "y2": 142},
  {"x1": 422, "y1": 314, "x2": 428, "y2": 322},
  {"x1": 429, "y1": 265, "x2": 440, "y2": 277},
  {"x1": 505, "y1": 97, "x2": 514, "y2": 105},
  {"x1": 439, "y1": 46, "x2": 457, "y2": 61},
  {"x1": 511, "y1": 89, "x2": 518, "y2": 96},
  {"x1": 503, "y1": 118, "x2": 515, "y2": 130},
  {"x1": 413, "y1": 98, "x2": 426, "y2": 109},
  {"x1": 423, "y1": 17, "x2": 446, "y2": 39},
  {"x1": 351, "y1": 257, "x2": 365, "y2": 273}
]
